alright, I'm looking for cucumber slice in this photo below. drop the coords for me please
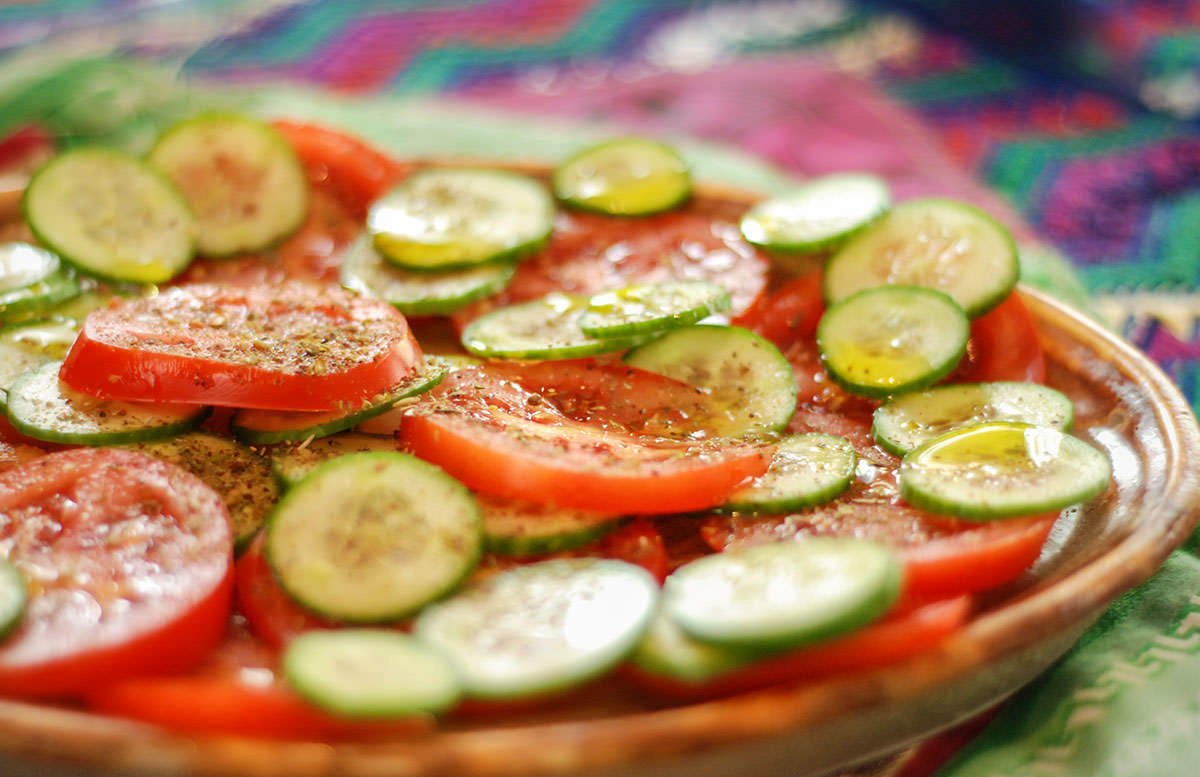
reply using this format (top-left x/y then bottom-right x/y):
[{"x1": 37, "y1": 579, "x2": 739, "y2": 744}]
[
  {"x1": 6, "y1": 361, "x2": 207, "y2": 445},
  {"x1": 899, "y1": 422, "x2": 1111, "y2": 521},
  {"x1": 266, "y1": 452, "x2": 482, "y2": 622},
  {"x1": 739, "y1": 173, "x2": 890, "y2": 254},
  {"x1": 269, "y1": 433, "x2": 400, "y2": 489},
  {"x1": 630, "y1": 609, "x2": 750, "y2": 685},
  {"x1": 341, "y1": 233, "x2": 515, "y2": 316},
  {"x1": 23, "y1": 148, "x2": 194, "y2": 284},
  {"x1": 553, "y1": 138, "x2": 691, "y2": 216},
  {"x1": 231, "y1": 362, "x2": 446, "y2": 445},
  {"x1": 623, "y1": 325, "x2": 797, "y2": 437},
  {"x1": 148, "y1": 115, "x2": 308, "y2": 257},
  {"x1": 414, "y1": 558, "x2": 657, "y2": 699},
  {"x1": 0, "y1": 318, "x2": 79, "y2": 406},
  {"x1": 461, "y1": 293, "x2": 645, "y2": 359},
  {"x1": 578, "y1": 281, "x2": 731, "y2": 338},
  {"x1": 817, "y1": 285, "x2": 968, "y2": 399},
  {"x1": 663, "y1": 538, "x2": 902, "y2": 652},
  {"x1": 719, "y1": 433, "x2": 857, "y2": 515},
  {"x1": 0, "y1": 243, "x2": 81, "y2": 322},
  {"x1": 368, "y1": 169, "x2": 554, "y2": 271},
  {"x1": 285, "y1": 630, "x2": 460, "y2": 718},
  {"x1": 873, "y1": 382, "x2": 1075, "y2": 456},
  {"x1": 479, "y1": 496, "x2": 626, "y2": 556},
  {"x1": 0, "y1": 561, "x2": 26, "y2": 642},
  {"x1": 118, "y1": 432, "x2": 279, "y2": 552},
  {"x1": 823, "y1": 198, "x2": 1019, "y2": 318}
]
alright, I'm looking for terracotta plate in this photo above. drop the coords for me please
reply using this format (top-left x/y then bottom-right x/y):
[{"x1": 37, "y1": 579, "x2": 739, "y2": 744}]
[{"x1": 0, "y1": 176, "x2": 1197, "y2": 777}]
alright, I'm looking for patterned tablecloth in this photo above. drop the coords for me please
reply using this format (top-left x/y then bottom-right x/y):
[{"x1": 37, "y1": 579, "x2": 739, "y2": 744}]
[{"x1": 3, "y1": 2, "x2": 1200, "y2": 776}]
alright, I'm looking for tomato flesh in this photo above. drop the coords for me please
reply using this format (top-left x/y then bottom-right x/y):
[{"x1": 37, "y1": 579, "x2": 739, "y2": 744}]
[
  {"x1": 401, "y1": 367, "x2": 771, "y2": 513},
  {"x1": 453, "y1": 209, "x2": 770, "y2": 329},
  {"x1": 0, "y1": 448, "x2": 233, "y2": 697},
  {"x1": 61, "y1": 283, "x2": 422, "y2": 411},
  {"x1": 626, "y1": 596, "x2": 970, "y2": 701}
]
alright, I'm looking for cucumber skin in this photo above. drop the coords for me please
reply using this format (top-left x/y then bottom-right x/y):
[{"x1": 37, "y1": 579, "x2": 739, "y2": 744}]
[
  {"x1": 553, "y1": 137, "x2": 692, "y2": 218},
  {"x1": 816, "y1": 285, "x2": 969, "y2": 400},
  {"x1": 484, "y1": 516, "x2": 628, "y2": 557},
  {"x1": 148, "y1": 113, "x2": 309, "y2": 259},
  {"x1": 667, "y1": 544, "x2": 904, "y2": 655},
  {"x1": 23, "y1": 148, "x2": 196, "y2": 285},
  {"x1": 716, "y1": 434, "x2": 857, "y2": 516},
  {"x1": 871, "y1": 382, "x2": 1076, "y2": 458},
  {"x1": 0, "y1": 562, "x2": 26, "y2": 642},
  {"x1": 265, "y1": 452, "x2": 483, "y2": 623},
  {"x1": 740, "y1": 174, "x2": 891, "y2": 255},
  {"x1": 0, "y1": 268, "x2": 81, "y2": 324},
  {"x1": 822, "y1": 198, "x2": 1019, "y2": 319},
  {"x1": 577, "y1": 282, "x2": 731, "y2": 339},
  {"x1": 231, "y1": 367, "x2": 446, "y2": 445}
]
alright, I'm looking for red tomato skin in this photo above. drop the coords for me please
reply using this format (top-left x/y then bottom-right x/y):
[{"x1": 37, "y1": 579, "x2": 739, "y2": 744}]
[
  {"x1": 86, "y1": 634, "x2": 432, "y2": 741},
  {"x1": 0, "y1": 449, "x2": 234, "y2": 698},
  {"x1": 954, "y1": 293, "x2": 1046, "y2": 383},
  {"x1": 624, "y1": 596, "x2": 970, "y2": 702},
  {"x1": 60, "y1": 284, "x2": 422, "y2": 412},
  {"x1": 733, "y1": 271, "x2": 825, "y2": 348},
  {"x1": 901, "y1": 514, "x2": 1057, "y2": 599},
  {"x1": 271, "y1": 120, "x2": 408, "y2": 216},
  {"x1": 236, "y1": 535, "x2": 336, "y2": 649},
  {"x1": 595, "y1": 518, "x2": 670, "y2": 584},
  {"x1": 403, "y1": 409, "x2": 770, "y2": 514}
]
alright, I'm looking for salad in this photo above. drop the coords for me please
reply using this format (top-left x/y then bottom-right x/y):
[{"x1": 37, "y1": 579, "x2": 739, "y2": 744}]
[{"x1": 0, "y1": 117, "x2": 1110, "y2": 738}]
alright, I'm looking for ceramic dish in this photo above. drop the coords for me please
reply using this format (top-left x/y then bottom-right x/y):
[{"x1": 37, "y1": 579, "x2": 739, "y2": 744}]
[{"x1": 0, "y1": 177, "x2": 1196, "y2": 777}]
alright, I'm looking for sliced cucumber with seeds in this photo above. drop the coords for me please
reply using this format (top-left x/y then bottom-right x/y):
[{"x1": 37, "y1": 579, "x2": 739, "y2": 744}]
[
  {"x1": 817, "y1": 285, "x2": 968, "y2": 399},
  {"x1": 823, "y1": 198, "x2": 1019, "y2": 318},
  {"x1": 579, "y1": 281, "x2": 731, "y2": 338},
  {"x1": 148, "y1": 115, "x2": 308, "y2": 257},
  {"x1": 231, "y1": 362, "x2": 446, "y2": 445},
  {"x1": 285, "y1": 630, "x2": 460, "y2": 718},
  {"x1": 415, "y1": 558, "x2": 657, "y2": 699},
  {"x1": 624, "y1": 325, "x2": 797, "y2": 438},
  {"x1": 269, "y1": 433, "x2": 400, "y2": 489},
  {"x1": 479, "y1": 495, "x2": 627, "y2": 556},
  {"x1": 899, "y1": 422, "x2": 1111, "y2": 521},
  {"x1": 0, "y1": 243, "x2": 81, "y2": 322},
  {"x1": 369, "y1": 169, "x2": 554, "y2": 271},
  {"x1": 0, "y1": 318, "x2": 79, "y2": 406},
  {"x1": 462, "y1": 293, "x2": 646, "y2": 359},
  {"x1": 719, "y1": 433, "x2": 857, "y2": 515},
  {"x1": 7, "y1": 361, "x2": 207, "y2": 445},
  {"x1": 0, "y1": 561, "x2": 26, "y2": 642},
  {"x1": 740, "y1": 173, "x2": 890, "y2": 254},
  {"x1": 553, "y1": 138, "x2": 691, "y2": 216},
  {"x1": 873, "y1": 382, "x2": 1074, "y2": 456},
  {"x1": 23, "y1": 148, "x2": 194, "y2": 284},
  {"x1": 266, "y1": 452, "x2": 482, "y2": 622},
  {"x1": 663, "y1": 538, "x2": 902, "y2": 652},
  {"x1": 118, "y1": 432, "x2": 278, "y2": 552},
  {"x1": 341, "y1": 233, "x2": 515, "y2": 316}
]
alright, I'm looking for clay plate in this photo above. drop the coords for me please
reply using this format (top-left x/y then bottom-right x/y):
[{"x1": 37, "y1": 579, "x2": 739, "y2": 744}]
[{"x1": 0, "y1": 173, "x2": 1197, "y2": 777}]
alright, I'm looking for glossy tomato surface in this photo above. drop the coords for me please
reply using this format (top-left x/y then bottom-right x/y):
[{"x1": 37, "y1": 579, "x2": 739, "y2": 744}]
[
  {"x1": 0, "y1": 448, "x2": 233, "y2": 697},
  {"x1": 60, "y1": 283, "x2": 422, "y2": 411}
]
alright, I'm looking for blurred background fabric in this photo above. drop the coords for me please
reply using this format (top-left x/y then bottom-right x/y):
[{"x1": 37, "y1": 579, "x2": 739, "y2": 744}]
[{"x1": 3, "y1": 2, "x2": 1200, "y2": 776}]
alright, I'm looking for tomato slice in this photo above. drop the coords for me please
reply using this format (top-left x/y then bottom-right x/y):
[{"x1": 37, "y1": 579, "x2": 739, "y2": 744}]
[
  {"x1": 401, "y1": 367, "x2": 771, "y2": 514},
  {"x1": 86, "y1": 630, "x2": 432, "y2": 740},
  {"x1": 478, "y1": 358, "x2": 716, "y2": 438},
  {"x1": 626, "y1": 596, "x2": 970, "y2": 701},
  {"x1": 732, "y1": 270, "x2": 824, "y2": 348},
  {"x1": 0, "y1": 438, "x2": 44, "y2": 474},
  {"x1": 236, "y1": 534, "x2": 336, "y2": 649},
  {"x1": 60, "y1": 283, "x2": 422, "y2": 411},
  {"x1": 453, "y1": 209, "x2": 770, "y2": 329},
  {"x1": 952, "y1": 293, "x2": 1046, "y2": 383},
  {"x1": 271, "y1": 120, "x2": 408, "y2": 217},
  {"x1": 0, "y1": 448, "x2": 232, "y2": 697}
]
